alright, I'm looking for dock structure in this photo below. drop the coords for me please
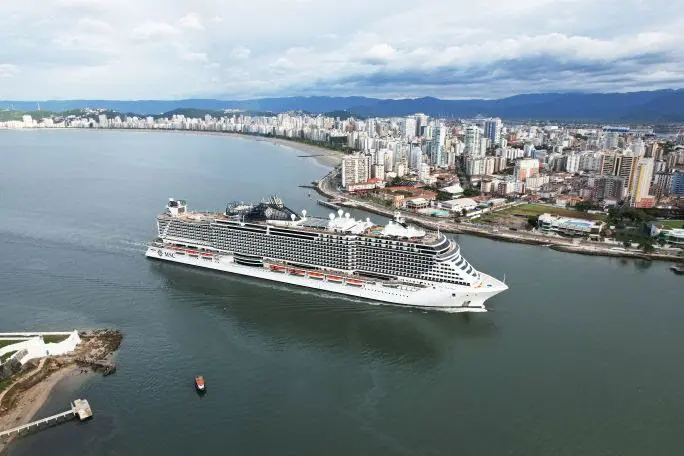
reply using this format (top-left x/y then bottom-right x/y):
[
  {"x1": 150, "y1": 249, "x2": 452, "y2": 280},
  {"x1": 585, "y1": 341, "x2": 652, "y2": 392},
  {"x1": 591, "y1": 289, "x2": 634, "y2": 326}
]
[{"x1": 0, "y1": 399, "x2": 92, "y2": 442}]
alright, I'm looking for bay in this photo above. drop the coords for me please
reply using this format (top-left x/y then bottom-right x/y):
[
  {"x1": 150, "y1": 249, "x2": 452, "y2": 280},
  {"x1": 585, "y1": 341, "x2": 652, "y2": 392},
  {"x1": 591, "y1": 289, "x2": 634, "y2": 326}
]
[{"x1": 1, "y1": 130, "x2": 682, "y2": 455}]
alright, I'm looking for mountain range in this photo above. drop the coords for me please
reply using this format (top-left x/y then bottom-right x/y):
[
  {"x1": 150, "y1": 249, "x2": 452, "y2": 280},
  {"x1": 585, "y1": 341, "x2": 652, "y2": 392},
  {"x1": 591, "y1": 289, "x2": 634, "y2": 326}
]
[{"x1": 2, "y1": 89, "x2": 683, "y2": 122}]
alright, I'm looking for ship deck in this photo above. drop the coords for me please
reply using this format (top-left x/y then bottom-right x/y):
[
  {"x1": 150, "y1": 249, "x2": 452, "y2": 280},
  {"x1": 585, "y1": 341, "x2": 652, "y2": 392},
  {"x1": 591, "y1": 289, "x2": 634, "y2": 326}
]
[{"x1": 160, "y1": 211, "x2": 440, "y2": 243}]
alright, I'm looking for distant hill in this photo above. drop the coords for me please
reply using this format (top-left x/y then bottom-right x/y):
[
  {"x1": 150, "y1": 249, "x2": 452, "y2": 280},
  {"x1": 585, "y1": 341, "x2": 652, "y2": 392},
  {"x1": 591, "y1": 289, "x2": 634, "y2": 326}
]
[{"x1": 2, "y1": 89, "x2": 683, "y2": 122}]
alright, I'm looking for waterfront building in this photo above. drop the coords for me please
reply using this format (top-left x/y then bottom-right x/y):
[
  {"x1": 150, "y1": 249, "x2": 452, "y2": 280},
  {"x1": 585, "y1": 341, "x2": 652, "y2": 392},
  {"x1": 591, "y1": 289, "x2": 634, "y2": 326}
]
[
  {"x1": 650, "y1": 224, "x2": 684, "y2": 246},
  {"x1": 440, "y1": 198, "x2": 478, "y2": 213},
  {"x1": 342, "y1": 153, "x2": 371, "y2": 188},
  {"x1": 538, "y1": 213, "x2": 605, "y2": 239}
]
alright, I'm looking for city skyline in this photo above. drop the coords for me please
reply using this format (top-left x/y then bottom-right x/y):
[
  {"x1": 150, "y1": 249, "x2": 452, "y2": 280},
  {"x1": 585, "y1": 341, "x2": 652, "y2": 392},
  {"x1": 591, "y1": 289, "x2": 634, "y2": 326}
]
[{"x1": 1, "y1": 0, "x2": 684, "y2": 100}]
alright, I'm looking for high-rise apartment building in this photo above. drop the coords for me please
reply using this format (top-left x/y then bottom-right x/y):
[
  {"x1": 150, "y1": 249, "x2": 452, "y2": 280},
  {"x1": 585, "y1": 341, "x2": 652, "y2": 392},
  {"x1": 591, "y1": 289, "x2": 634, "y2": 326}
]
[
  {"x1": 430, "y1": 123, "x2": 446, "y2": 166},
  {"x1": 403, "y1": 116, "x2": 417, "y2": 139},
  {"x1": 628, "y1": 157, "x2": 654, "y2": 206},
  {"x1": 484, "y1": 118, "x2": 502, "y2": 146},
  {"x1": 672, "y1": 170, "x2": 684, "y2": 195},
  {"x1": 341, "y1": 153, "x2": 371, "y2": 187},
  {"x1": 464, "y1": 125, "x2": 481, "y2": 155},
  {"x1": 408, "y1": 146, "x2": 423, "y2": 171},
  {"x1": 514, "y1": 158, "x2": 540, "y2": 181},
  {"x1": 591, "y1": 176, "x2": 624, "y2": 201}
]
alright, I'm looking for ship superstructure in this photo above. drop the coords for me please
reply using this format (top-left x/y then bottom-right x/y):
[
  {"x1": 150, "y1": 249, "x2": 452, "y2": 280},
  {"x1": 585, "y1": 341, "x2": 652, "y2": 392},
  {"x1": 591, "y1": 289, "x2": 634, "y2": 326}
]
[{"x1": 146, "y1": 197, "x2": 508, "y2": 311}]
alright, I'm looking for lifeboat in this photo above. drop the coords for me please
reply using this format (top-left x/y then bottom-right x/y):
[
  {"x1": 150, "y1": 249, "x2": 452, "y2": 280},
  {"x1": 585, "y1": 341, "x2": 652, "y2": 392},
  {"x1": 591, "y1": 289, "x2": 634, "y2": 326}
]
[
  {"x1": 187, "y1": 250, "x2": 199, "y2": 256},
  {"x1": 326, "y1": 275, "x2": 343, "y2": 283},
  {"x1": 345, "y1": 279, "x2": 364, "y2": 287},
  {"x1": 269, "y1": 265, "x2": 286, "y2": 273},
  {"x1": 308, "y1": 272, "x2": 325, "y2": 280},
  {"x1": 201, "y1": 252, "x2": 213, "y2": 258},
  {"x1": 289, "y1": 269, "x2": 306, "y2": 276}
]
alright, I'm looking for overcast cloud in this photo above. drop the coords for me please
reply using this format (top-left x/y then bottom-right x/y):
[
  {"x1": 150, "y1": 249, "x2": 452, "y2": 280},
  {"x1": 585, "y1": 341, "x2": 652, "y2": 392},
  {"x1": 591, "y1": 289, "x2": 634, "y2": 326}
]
[{"x1": 0, "y1": 0, "x2": 683, "y2": 99}]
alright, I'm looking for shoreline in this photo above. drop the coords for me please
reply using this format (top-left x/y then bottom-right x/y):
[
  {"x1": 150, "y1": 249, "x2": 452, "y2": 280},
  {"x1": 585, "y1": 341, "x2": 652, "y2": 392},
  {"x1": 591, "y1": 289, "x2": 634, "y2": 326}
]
[
  {"x1": 314, "y1": 171, "x2": 683, "y2": 263},
  {"x1": 0, "y1": 127, "x2": 345, "y2": 168},
  {"x1": 0, "y1": 330, "x2": 121, "y2": 453},
  {"x1": 4, "y1": 127, "x2": 680, "y2": 262},
  {"x1": 0, "y1": 365, "x2": 83, "y2": 455}
]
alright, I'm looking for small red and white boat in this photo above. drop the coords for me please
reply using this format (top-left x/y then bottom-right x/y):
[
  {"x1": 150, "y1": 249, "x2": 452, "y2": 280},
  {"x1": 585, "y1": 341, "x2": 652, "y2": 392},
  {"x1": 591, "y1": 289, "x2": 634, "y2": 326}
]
[
  {"x1": 308, "y1": 272, "x2": 325, "y2": 280},
  {"x1": 201, "y1": 252, "x2": 213, "y2": 258},
  {"x1": 269, "y1": 265, "x2": 287, "y2": 273},
  {"x1": 345, "y1": 279, "x2": 364, "y2": 287},
  {"x1": 187, "y1": 250, "x2": 199, "y2": 256},
  {"x1": 195, "y1": 375, "x2": 206, "y2": 393},
  {"x1": 289, "y1": 269, "x2": 306, "y2": 276},
  {"x1": 326, "y1": 275, "x2": 343, "y2": 283}
]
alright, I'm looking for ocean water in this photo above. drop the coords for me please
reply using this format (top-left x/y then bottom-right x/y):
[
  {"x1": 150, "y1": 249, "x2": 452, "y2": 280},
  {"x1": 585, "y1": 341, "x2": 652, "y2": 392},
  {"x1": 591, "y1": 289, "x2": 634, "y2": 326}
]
[{"x1": 1, "y1": 129, "x2": 683, "y2": 455}]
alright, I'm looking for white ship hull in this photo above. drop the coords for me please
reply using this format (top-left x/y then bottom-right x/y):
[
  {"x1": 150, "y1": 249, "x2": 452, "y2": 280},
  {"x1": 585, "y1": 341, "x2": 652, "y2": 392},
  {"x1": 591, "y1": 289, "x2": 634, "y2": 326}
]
[{"x1": 146, "y1": 245, "x2": 507, "y2": 312}]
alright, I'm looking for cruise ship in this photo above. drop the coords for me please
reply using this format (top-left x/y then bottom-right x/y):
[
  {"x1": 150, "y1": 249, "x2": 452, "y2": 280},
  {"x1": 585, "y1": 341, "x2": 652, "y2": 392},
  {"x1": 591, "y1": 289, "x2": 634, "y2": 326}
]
[{"x1": 146, "y1": 197, "x2": 508, "y2": 312}]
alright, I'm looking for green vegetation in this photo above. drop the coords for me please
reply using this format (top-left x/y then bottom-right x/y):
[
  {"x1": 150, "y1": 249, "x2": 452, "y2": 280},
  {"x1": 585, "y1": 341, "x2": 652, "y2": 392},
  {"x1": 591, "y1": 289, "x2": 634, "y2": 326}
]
[
  {"x1": 574, "y1": 201, "x2": 600, "y2": 212},
  {"x1": 421, "y1": 186, "x2": 453, "y2": 201},
  {"x1": 606, "y1": 206, "x2": 654, "y2": 227},
  {"x1": 43, "y1": 334, "x2": 69, "y2": 344},
  {"x1": 1, "y1": 351, "x2": 17, "y2": 363},
  {"x1": 0, "y1": 110, "x2": 57, "y2": 122},
  {"x1": 462, "y1": 188, "x2": 481, "y2": 197},
  {"x1": 639, "y1": 240, "x2": 655, "y2": 253},
  {"x1": 0, "y1": 340, "x2": 22, "y2": 349},
  {"x1": 658, "y1": 220, "x2": 684, "y2": 229},
  {"x1": 504, "y1": 204, "x2": 604, "y2": 220},
  {"x1": 0, "y1": 376, "x2": 14, "y2": 393}
]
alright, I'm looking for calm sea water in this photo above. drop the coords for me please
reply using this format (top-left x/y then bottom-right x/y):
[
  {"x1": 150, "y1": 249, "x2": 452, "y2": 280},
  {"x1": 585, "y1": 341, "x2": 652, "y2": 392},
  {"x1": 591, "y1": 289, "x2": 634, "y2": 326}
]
[{"x1": 1, "y1": 130, "x2": 683, "y2": 455}]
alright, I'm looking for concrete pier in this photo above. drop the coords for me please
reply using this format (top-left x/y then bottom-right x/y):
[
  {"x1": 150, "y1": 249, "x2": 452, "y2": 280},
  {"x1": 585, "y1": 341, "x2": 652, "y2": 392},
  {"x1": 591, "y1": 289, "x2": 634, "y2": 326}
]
[{"x1": 0, "y1": 399, "x2": 92, "y2": 442}]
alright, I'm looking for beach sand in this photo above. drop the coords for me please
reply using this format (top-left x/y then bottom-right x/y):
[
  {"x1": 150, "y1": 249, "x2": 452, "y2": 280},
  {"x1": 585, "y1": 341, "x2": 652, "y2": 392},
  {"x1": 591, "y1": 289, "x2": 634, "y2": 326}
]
[
  {"x1": 0, "y1": 366, "x2": 83, "y2": 453},
  {"x1": 53, "y1": 128, "x2": 346, "y2": 168}
]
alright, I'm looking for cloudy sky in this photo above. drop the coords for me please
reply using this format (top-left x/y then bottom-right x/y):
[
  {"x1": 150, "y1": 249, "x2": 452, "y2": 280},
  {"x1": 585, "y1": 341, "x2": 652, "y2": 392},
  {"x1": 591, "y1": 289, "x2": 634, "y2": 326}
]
[{"x1": 1, "y1": 0, "x2": 683, "y2": 100}]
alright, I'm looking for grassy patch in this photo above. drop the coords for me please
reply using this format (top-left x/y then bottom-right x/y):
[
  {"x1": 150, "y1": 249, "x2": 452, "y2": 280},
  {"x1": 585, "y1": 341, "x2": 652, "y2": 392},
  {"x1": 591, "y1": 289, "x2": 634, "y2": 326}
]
[
  {"x1": 43, "y1": 334, "x2": 70, "y2": 344},
  {"x1": 0, "y1": 340, "x2": 23, "y2": 349},
  {"x1": 503, "y1": 204, "x2": 605, "y2": 220},
  {"x1": 0, "y1": 376, "x2": 14, "y2": 393},
  {"x1": 658, "y1": 220, "x2": 684, "y2": 229},
  {"x1": 1, "y1": 350, "x2": 17, "y2": 363}
]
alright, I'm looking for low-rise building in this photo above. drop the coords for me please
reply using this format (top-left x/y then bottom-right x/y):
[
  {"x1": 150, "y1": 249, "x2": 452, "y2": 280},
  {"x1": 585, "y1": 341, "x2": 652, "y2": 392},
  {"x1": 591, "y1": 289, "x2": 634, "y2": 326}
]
[
  {"x1": 650, "y1": 224, "x2": 684, "y2": 246},
  {"x1": 538, "y1": 213, "x2": 605, "y2": 239},
  {"x1": 346, "y1": 178, "x2": 386, "y2": 193},
  {"x1": 440, "y1": 198, "x2": 479, "y2": 213},
  {"x1": 405, "y1": 198, "x2": 430, "y2": 211}
]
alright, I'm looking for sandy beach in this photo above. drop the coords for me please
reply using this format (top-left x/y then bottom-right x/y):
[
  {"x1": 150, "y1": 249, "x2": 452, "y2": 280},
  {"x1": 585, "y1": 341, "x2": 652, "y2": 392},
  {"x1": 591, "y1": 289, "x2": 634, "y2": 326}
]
[
  {"x1": 41, "y1": 128, "x2": 347, "y2": 168},
  {"x1": 0, "y1": 330, "x2": 121, "y2": 453}
]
